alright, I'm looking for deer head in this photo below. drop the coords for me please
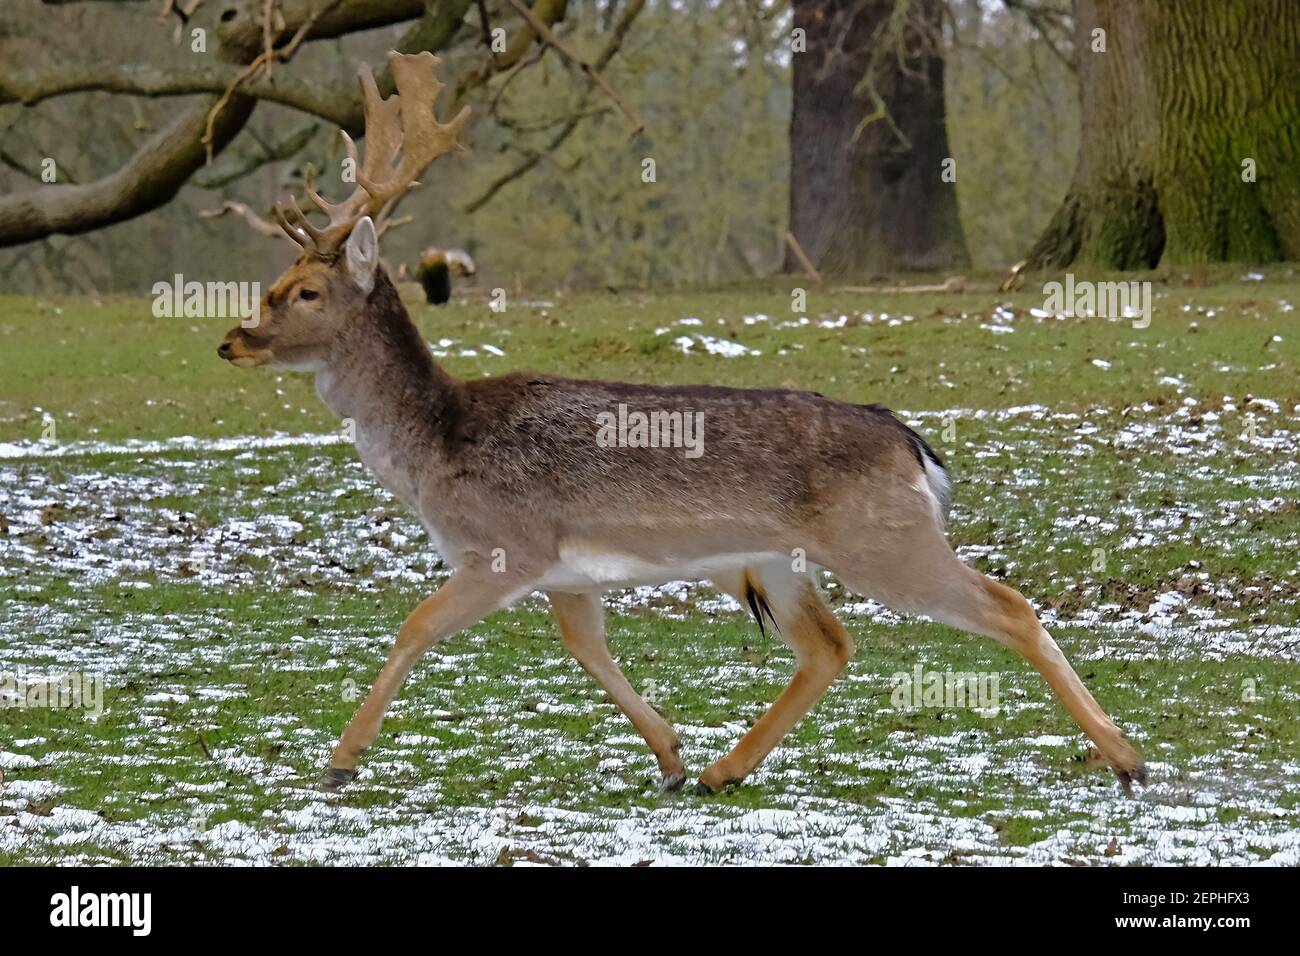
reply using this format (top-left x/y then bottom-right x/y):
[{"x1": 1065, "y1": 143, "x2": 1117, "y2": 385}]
[{"x1": 217, "y1": 51, "x2": 470, "y2": 370}]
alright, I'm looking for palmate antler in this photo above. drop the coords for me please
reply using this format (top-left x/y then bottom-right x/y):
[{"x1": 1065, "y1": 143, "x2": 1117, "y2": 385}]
[{"x1": 274, "y1": 51, "x2": 471, "y2": 260}]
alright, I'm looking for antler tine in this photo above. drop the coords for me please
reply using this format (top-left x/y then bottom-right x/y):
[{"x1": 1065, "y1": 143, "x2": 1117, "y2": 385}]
[
  {"x1": 302, "y1": 143, "x2": 362, "y2": 226},
  {"x1": 302, "y1": 164, "x2": 333, "y2": 216},
  {"x1": 356, "y1": 62, "x2": 404, "y2": 188},
  {"x1": 272, "y1": 201, "x2": 314, "y2": 251},
  {"x1": 295, "y1": 64, "x2": 404, "y2": 239},
  {"x1": 288, "y1": 197, "x2": 330, "y2": 248},
  {"x1": 247, "y1": 53, "x2": 470, "y2": 259},
  {"x1": 352, "y1": 52, "x2": 471, "y2": 217}
]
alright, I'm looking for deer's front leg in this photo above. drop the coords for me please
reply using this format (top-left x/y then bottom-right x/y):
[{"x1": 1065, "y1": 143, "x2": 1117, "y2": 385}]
[
  {"x1": 320, "y1": 565, "x2": 529, "y2": 791},
  {"x1": 548, "y1": 590, "x2": 685, "y2": 792}
]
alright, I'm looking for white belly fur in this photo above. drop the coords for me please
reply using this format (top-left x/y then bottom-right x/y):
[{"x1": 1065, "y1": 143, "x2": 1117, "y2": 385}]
[{"x1": 537, "y1": 545, "x2": 788, "y2": 591}]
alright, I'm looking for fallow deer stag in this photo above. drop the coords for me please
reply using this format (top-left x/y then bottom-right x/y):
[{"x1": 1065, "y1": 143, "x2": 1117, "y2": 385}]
[{"x1": 218, "y1": 51, "x2": 1146, "y2": 796}]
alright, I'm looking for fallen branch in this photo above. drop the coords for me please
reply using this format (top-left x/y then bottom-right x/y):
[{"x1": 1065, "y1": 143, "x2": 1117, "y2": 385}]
[
  {"x1": 784, "y1": 231, "x2": 822, "y2": 285},
  {"x1": 998, "y1": 260, "x2": 1027, "y2": 293},
  {"x1": 832, "y1": 276, "x2": 967, "y2": 294}
]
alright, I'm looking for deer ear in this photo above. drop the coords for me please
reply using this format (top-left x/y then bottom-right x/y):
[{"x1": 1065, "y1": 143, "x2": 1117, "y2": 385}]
[{"x1": 344, "y1": 216, "x2": 379, "y2": 295}]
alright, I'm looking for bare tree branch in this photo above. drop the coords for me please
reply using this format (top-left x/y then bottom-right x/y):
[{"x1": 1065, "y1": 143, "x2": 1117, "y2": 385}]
[
  {"x1": 0, "y1": 62, "x2": 358, "y2": 127},
  {"x1": 376, "y1": 0, "x2": 476, "y2": 97},
  {"x1": 463, "y1": 0, "x2": 645, "y2": 213},
  {"x1": 452, "y1": 0, "x2": 569, "y2": 106},
  {"x1": 1001, "y1": 0, "x2": 1076, "y2": 69},
  {"x1": 0, "y1": 0, "x2": 483, "y2": 247},
  {"x1": 461, "y1": 117, "x2": 576, "y2": 214},
  {"x1": 200, "y1": 199, "x2": 291, "y2": 238},
  {"x1": 161, "y1": 0, "x2": 205, "y2": 35},
  {"x1": 0, "y1": 149, "x2": 49, "y2": 182},
  {"x1": 488, "y1": 46, "x2": 546, "y2": 117},
  {"x1": 2, "y1": 0, "x2": 648, "y2": 247},
  {"x1": 192, "y1": 121, "x2": 319, "y2": 188},
  {"x1": 201, "y1": 199, "x2": 411, "y2": 242},
  {"x1": 473, "y1": 0, "x2": 494, "y2": 51},
  {"x1": 202, "y1": 0, "x2": 341, "y2": 159},
  {"x1": 0, "y1": 94, "x2": 255, "y2": 246},
  {"x1": 216, "y1": 0, "x2": 428, "y2": 57},
  {"x1": 505, "y1": 0, "x2": 643, "y2": 135}
]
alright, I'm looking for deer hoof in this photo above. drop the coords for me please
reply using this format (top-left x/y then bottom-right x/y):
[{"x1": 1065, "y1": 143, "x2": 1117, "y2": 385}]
[
  {"x1": 658, "y1": 768, "x2": 687, "y2": 793},
  {"x1": 1115, "y1": 761, "x2": 1148, "y2": 796},
  {"x1": 318, "y1": 766, "x2": 355, "y2": 792},
  {"x1": 697, "y1": 761, "x2": 744, "y2": 794},
  {"x1": 694, "y1": 774, "x2": 740, "y2": 795}
]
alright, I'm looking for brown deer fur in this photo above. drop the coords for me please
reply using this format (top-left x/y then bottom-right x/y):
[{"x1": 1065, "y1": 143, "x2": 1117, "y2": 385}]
[
  {"x1": 218, "y1": 230, "x2": 1145, "y2": 796},
  {"x1": 216, "y1": 51, "x2": 1145, "y2": 798}
]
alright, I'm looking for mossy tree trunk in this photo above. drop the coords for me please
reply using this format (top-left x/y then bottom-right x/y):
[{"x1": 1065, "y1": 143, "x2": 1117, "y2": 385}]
[
  {"x1": 786, "y1": 0, "x2": 969, "y2": 276},
  {"x1": 1028, "y1": 0, "x2": 1300, "y2": 270}
]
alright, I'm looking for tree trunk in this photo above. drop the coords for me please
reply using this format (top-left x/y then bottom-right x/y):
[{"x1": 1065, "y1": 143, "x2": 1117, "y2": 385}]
[
  {"x1": 786, "y1": 0, "x2": 969, "y2": 276},
  {"x1": 1028, "y1": 0, "x2": 1300, "y2": 270}
]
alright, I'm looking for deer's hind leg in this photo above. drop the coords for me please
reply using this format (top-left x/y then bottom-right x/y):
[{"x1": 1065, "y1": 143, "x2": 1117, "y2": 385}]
[
  {"x1": 827, "y1": 518, "x2": 1145, "y2": 792},
  {"x1": 548, "y1": 590, "x2": 686, "y2": 792},
  {"x1": 701, "y1": 563, "x2": 854, "y2": 792}
]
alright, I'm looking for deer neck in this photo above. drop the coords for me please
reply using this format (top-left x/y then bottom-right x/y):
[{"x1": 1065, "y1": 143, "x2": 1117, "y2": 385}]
[{"x1": 314, "y1": 271, "x2": 462, "y2": 505}]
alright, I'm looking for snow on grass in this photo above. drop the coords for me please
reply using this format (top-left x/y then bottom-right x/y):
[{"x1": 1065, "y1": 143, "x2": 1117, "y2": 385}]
[{"x1": 2, "y1": 397, "x2": 1297, "y2": 865}]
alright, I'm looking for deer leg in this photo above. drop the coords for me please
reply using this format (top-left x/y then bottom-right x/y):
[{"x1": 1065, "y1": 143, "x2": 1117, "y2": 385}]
[
  {"x1": 320, "y1": 566, "x2": 527, "y2": 791},
  {"x1": 831, "y1": 524, "x2": 1145, "y2": 792},
  {"x1": 700, "y1": 566, "x2": 854, "y2": 792},
  {"x1": 548, "y1": 590, "x2": 685, "y2": 792},
  {"x1": 967, "y1": 574, "x2": 1146, "y2": 790}
]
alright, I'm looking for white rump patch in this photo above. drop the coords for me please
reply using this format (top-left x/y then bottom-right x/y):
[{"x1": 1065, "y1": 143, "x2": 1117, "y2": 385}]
[{"x1": 917, "y1": 456, "x2": 951, "y2": 525}]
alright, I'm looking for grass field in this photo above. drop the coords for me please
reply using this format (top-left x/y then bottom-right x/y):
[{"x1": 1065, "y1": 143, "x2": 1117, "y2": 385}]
[{"x1": 1, "y1": 267, "x2": 1298, "y2": 865}]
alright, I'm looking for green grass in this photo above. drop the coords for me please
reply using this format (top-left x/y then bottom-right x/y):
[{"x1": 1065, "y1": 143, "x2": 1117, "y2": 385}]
[
  {"x1": 1, "y1": 266, "x2": 1298, "y2": 864},
  {"x1": 1, "y1": 265, "x2": 1296, "y2": 442}
]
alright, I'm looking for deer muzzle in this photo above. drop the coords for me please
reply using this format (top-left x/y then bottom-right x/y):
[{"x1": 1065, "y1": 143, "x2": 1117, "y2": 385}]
[{"x1": 218, "y1": 326, "x2": 273, "y2": 368}]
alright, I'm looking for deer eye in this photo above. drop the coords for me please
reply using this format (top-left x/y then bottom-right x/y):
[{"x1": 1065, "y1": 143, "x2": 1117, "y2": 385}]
[{"x1": 298, "y1": 289, "x2": 320, "y2": 302}]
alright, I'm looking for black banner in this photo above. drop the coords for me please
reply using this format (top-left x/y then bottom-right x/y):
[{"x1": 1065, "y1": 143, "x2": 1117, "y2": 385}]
[{"x1": 0, "y1": 865, "x2": 1274, "y2": 942}]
